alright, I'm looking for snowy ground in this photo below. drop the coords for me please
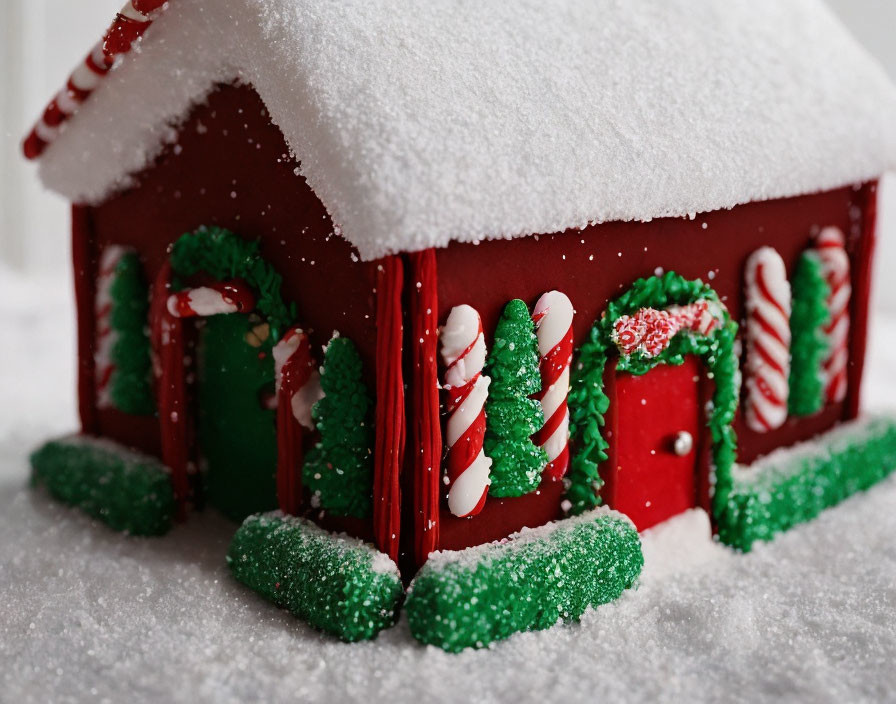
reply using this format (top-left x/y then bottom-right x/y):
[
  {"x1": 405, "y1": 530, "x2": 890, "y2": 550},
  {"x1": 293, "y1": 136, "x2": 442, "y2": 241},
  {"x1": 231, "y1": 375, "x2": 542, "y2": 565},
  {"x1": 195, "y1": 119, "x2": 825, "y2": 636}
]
[{"x1": 2, "y1": 266, "x2": 896, "y2": 704}]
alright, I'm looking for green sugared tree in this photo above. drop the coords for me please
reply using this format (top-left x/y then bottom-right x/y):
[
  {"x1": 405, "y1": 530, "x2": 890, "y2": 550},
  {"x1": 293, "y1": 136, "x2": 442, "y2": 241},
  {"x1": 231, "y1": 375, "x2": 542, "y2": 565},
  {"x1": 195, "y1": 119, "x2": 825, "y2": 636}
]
[
  {"x1": 788, "y1": 251, "x2": 830, "y2": 416},
  {"x1": 109, "y1": 252, "x2": 155, "y2": 415},
  {"x1": 484, "y1": 299, "x2": 548, "y2": 497},
  {"x1": 303, "y1": 337, "x2": 373, "y2": 517}
]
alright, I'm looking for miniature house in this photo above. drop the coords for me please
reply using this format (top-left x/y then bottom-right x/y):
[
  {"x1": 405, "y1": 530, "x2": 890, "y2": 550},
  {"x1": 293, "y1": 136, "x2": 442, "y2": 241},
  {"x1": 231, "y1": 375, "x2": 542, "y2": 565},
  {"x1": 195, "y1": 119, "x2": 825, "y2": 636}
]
[{"x1": 25, "y1": 0, "x2": 896, "y2": 642}]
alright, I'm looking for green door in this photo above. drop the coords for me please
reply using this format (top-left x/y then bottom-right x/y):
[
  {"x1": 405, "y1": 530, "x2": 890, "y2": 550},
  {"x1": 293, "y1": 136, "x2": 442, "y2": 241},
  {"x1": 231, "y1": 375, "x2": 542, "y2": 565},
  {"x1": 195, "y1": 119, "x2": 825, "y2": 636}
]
[{"x1": 198, "y1": 313, "x2": 278, "y2": 521}]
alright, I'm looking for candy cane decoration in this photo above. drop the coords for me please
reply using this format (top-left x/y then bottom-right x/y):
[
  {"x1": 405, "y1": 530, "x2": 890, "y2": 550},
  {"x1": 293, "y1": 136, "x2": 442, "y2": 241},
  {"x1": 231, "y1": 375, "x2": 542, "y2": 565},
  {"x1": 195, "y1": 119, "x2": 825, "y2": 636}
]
[
  {"x1": 744, "y1": 247, "x2": 792, "y2": 432},
  {"x1": 23, "y1": 1, "x2": 170, "y2": 160},
  {"x1": 272, "y1": 327, "x2": 323, "y2": 515},
  {"x1": 532, "y1": 291, "x2": 575, "y2": 481},
  {"x1": 814, "y1": 227, "x2": 852, "y2": 403},
  {"x1": 440, "y1": 305, "x2": 491, "y2": 517},
  {"x1": 166, "y1": 281, "x2": 255, "y2": 318},
  {"x1": 95, "y1": 246, "x2": 128, "y2": 408}
]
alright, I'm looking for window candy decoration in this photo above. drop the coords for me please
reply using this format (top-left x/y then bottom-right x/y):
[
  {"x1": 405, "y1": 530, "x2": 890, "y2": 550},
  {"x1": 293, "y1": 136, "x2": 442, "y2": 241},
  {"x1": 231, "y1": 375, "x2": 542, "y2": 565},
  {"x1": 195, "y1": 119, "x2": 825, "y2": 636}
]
[
  {"x1": 440, "y1": 305, "x2": 491, "y2": 517},
  {"x1": 611, "y1": 301, "x2": 721, "y2": 359},
  {"x1": 814, "y1": 227, "x2": 852, "y2": 403},
  {"x1": 95, "y1": 246, "x2": 128, "y2": 409},
  {"x1": 532, "y1": 291, "x2": 575, "y2": 481},
  {"x1": 743, "y1": 247, "x2": 792, "y2": 432},
  {"x1": 166, "y1": 281, "x2": 256, "y2": 318}
]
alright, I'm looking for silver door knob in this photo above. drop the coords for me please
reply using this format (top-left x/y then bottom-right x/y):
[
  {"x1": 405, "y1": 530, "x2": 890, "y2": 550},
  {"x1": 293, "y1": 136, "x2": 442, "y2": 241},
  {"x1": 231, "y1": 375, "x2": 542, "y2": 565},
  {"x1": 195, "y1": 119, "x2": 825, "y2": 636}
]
[{"x1": 673, "y1": 431, "x2": 694, "y2": 456}]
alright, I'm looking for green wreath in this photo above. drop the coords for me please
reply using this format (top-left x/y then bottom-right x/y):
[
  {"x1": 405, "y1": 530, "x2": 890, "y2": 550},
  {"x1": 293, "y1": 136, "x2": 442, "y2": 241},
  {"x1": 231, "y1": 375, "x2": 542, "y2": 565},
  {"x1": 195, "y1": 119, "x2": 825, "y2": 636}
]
[
  {"x1": 567, "y1": 272, "x2": 740, "y2": 518},
  {"x1": 169, "y1": 226, "x2": 296, "y2": 340}
]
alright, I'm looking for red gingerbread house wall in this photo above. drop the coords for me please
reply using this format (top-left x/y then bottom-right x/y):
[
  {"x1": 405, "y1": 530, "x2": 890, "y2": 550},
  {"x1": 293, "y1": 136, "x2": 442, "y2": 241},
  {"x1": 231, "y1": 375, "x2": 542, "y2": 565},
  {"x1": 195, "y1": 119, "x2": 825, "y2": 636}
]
[{"x1": 71, "y1": 80, "x2": 878, "y2": 568}]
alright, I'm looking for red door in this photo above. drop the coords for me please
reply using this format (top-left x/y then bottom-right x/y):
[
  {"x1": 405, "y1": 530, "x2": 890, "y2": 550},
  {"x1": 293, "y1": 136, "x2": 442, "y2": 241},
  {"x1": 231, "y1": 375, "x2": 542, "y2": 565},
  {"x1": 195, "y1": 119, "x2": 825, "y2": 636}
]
[{"x1": 603, "y1": 356, "x2": 701, "y2": 531}]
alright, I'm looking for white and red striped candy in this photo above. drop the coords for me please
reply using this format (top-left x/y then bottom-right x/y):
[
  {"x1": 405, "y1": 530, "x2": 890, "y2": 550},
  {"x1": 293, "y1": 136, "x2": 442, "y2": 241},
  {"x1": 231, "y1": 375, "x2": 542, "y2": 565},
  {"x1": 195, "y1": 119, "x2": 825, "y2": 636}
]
[
  {"x1": 166, "y1": 281, "x2": 255, "y2": 318},
  {"x1": 815, "y1": 227, "x2": 852, "y2": 403},
  {"x1": 611, "y1": 300, "x2": 721, "y2": 359},
  {"x1": 744, "y1": 246, "x2": 792, "y2": 432},
  {"x1": 273, "y1": 327, "x2": 323, "y2": 431},
  {"x1": 440, "y1": 305, "x2": 491, "y2": 518},
  {"x1": 533, "y1": 291, "x2": 575, "y2": 481},
  {"x1": 23, "y1": 1, "x2": 169, "y2": 160},
  {"x1": 95, "y1": 245, "x2": 129, "y2": 408}
]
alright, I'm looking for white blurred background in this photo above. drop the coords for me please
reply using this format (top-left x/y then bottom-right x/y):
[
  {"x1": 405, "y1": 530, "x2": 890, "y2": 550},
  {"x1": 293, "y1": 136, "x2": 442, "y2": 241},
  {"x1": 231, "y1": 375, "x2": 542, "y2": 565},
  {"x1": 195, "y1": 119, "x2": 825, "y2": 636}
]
[{"x1": 1, "y1": 0, "x2": 896, "y2": 306}]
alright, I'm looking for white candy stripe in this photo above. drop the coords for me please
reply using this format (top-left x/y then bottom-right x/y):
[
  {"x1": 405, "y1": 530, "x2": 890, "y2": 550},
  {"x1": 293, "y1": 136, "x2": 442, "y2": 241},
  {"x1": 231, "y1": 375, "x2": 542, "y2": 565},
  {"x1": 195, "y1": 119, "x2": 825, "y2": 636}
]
[
  {"x1": 815, "y1": 227, "x2": 851, "y2": 403},
  {"x1": 272, "y1": 328, "x2": 322, "y2": 430},
  {"x1": 539, "y1": 367, "x2": 570, "y2": 427},
  {"x1": 440, "y1": 304, "x2": 491, "y2": 517},
  {"x1": 120, "y1": 2, "x2": 151, "y2": 22},
  {"x1": 542, "y1": 408, "x2": 570, "y2": 462},
  {"x1": 744, "y1": 247, "x2": 791, "y2": 432},
  {"x1": 533, "y1": 290, "x2": 574, "y2": 356},
  {"x1": 95, "y1": 246, "x2": 128, "y2": 408},
  {"x1": 70, "y1": 62, "x2": 103, "y2": 92},
  {"x1": 447, "y1": 452, "x2": 492, "y2": 517}
]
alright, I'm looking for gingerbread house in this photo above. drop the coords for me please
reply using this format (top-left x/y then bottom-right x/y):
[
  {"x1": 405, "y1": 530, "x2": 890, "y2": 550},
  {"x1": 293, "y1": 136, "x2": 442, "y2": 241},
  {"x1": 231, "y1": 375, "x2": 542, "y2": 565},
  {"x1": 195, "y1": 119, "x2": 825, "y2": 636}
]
[{"x1": 24, "y1": 0, "x2": 896, "y2": 649}]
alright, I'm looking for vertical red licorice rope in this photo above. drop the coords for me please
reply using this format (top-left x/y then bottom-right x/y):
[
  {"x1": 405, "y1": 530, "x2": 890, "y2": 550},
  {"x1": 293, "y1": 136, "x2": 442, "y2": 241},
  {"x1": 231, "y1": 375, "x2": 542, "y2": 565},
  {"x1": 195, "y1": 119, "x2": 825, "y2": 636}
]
[
  {"x1": 150, "y1": 261, "x2": 190, "y2": 518},
  {"x1": 72, "y1": 205, "x2": 99, "y2": 435},
  {"x1": 409, "y1": 249, "x2": 441, "y2": 566},
  {"x1": 374, "y1": 256, "x2": 406, "y2": 563},
  {"x1": 276, "y1": 331, "x2": 314, "y2": 515}
]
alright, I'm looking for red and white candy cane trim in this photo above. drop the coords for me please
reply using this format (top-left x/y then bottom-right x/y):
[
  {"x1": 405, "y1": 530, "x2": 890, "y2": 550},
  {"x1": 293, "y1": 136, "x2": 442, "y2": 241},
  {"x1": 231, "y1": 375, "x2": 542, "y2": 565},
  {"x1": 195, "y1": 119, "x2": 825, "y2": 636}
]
[
  {"x1": 744, "y1": 246, "x2": 792, "y2": 432},
  {"x1": 94, "y1": 245, "x2": 129, "y2": 408},
  {"x1": 532, "y1": 291, "x2": 575, "y2": 481},
  {"x1": 166, "y1": 281, "x2": 255, "y2": 318},
  {"x1": 272, "y1": 327, "x2": 322, "y2": 515},
  {"x1": 23, "y1": 0, "x2": 170, "y2": 160},
  {"x1": 440, "y1": 305, "x2": 491, "y2": 517},
  {"x1": 814, "y1": 227, "x2": 852, "y2": 403},
  {"x1": 273, "y1": 328, "x2": 323, "y2": 432}
]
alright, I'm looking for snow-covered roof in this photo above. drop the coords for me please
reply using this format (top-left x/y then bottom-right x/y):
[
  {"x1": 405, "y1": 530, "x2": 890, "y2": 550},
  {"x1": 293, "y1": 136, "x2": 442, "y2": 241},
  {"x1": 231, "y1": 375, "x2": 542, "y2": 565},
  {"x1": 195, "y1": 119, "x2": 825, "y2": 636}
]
[{"x1": 31, "y1": 0, "x2": 896, "y2": 261}]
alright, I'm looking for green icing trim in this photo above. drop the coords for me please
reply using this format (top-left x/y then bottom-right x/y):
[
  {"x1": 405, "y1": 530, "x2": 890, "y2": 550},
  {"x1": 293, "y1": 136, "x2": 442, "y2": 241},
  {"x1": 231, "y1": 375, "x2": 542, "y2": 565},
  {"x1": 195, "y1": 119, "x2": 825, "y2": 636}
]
[
  {"x1": 303, "y1": 337, "x2": 374, "y2": 518},
  {"x1": 717, "y1": 416, "x2": 896, "y2": 551},
  {"x1": 108, "y1": 252, "x2": 155, "y2": 415},
  {"x1": 30, "y1": 435, "x2": 175, "y2": 536},
  {"x1": 788, "y1": 251, "x2": 830, "y2": 417},
  {"x1": 406, "y1": 509, "x2": 643, "y2": 652},
  {"x1": 568, "y1": 272, "x2": 740, "y2": 516},
  {"x1": 169, "y1": 226, "x2": 294, "y2": 340},
  {"x1": 484, "y1": 299, "x2": 548, "y2": 497},
  {"x1": 227, "y1": 512, "x2": 402, "y2": 642}
]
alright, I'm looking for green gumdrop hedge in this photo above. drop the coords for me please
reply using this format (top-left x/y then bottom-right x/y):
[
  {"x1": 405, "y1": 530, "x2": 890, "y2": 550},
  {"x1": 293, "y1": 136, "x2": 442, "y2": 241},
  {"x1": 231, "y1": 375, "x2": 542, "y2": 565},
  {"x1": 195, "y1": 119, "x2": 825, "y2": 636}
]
[
  {"x1": 227, "y1": 513, "x2": 402, "y2": 642},
  {"x1": 405, "y1": 510, "x2": 643, "y2": 652},
  {"x1": 30, "y1": 435, "x2": 175, "y2": 536},
  {"x1": 788, "y1": 251, "x2": 830, "y2": 417},
  {"x1": 718, "y1": 416, "x2": 896, "y2": 551}
]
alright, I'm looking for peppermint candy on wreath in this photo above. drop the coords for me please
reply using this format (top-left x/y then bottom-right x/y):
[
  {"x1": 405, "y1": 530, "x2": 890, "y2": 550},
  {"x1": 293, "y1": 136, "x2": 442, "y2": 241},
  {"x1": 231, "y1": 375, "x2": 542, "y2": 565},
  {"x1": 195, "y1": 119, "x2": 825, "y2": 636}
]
[
  {"x1": 532, "y1": 291, "x2": 575, "y2": 480},
  {"x1": 95, "y1": 245, "x2": 129, "y2": 408},
  {"x1": 440, "y1": 305, "x2": 491, "y2": 518},
  {"x1": 166, "y1": 280, "x2": 256, "y2": 318},
  {"x1": 743, "y1": 246, "x2": 792, "y2": 432},
  {"x1": 611, "y1": 300, "x2": 721, "y2": 358},
  {"x1": 814, "y1": 227, "x2": 852, "y2": 403}
]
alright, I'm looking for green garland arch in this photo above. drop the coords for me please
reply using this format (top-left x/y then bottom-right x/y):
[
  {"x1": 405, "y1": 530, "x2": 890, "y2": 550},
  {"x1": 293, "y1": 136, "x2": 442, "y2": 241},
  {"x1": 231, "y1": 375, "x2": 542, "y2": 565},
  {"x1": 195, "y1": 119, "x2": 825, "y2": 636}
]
[
  {"x1": 567, "y1": 272, "x2": 740, "y2": 519},
  {"x1": 169, "y1": 226, "x2": 296, "y2": 340}
]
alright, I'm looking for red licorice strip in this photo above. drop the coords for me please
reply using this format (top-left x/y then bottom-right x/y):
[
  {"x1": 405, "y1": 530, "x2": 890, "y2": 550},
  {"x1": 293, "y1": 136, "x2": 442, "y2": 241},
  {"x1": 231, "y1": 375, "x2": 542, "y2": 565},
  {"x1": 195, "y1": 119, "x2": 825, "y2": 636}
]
[
  {"x1": 409, "y1": 249, "x2": 441, "y2": 566},
  {"x1": 373, "y1": 256, "x2": 405, "y2": 563},
  {"x1": 150, "y1": 262, "x2": 190, "y2": 518}
]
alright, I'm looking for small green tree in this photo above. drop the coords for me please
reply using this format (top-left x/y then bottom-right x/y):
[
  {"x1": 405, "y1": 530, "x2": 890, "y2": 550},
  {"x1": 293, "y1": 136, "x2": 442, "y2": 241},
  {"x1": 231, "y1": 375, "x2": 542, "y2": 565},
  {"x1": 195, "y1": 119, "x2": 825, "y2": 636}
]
[
  {"x1": 109, "y1": 253, "x2": 155, "y2": 415},
  {"x1": 484, "y1": 299, "x2": 549, "y2": 497},
  {"x1": 303, "y1": 337, "x2": 373, "y2": 517},
  {"x1": 788, "y1": 251, "x2": 830, "y2": 416}
]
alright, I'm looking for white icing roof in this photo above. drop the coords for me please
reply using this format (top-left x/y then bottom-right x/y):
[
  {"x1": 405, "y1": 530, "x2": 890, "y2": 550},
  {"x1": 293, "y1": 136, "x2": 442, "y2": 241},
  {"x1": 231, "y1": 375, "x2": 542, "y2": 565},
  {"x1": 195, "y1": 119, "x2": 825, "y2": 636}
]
[{"x1": 35, "y1": 0, "x2": 896, "y2": 260}]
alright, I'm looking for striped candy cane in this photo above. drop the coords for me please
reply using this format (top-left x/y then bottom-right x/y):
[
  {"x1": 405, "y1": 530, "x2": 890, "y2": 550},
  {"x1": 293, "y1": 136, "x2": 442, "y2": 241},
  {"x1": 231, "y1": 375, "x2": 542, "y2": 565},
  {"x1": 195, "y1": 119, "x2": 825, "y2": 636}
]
[
  {"x1": 744, "y1": 247, "x2": 792, "y2": 432},
  {"x1": 272, "y1": 327, "x2": 322, "y2": 515},
  {"x1": 23, "y1": 1, "x2": 170, "y2": 160},
  {"x1": 166, "y1": 281, "x2": 255, "y2": 318},
  {"x1": 440, "y1": 305, "x2": 491, "y2": 517},
  {"x1": 95, "y1": 246, "x2": 128, "y2": 408},
  {"x1": 532, "y1": 291, "x2": 574, "y2": 480},
  {"x1": 814, "y1": 227, "x2": 852, "y2": 403}
]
